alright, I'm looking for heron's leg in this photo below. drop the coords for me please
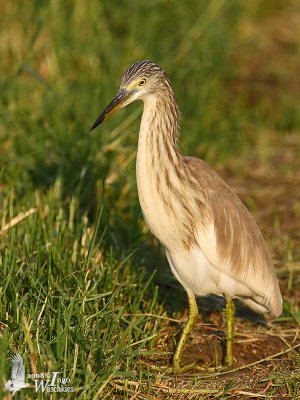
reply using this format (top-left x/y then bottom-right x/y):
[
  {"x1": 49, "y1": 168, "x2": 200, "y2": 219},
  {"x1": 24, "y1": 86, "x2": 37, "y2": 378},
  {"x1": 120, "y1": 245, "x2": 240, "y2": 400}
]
[
  {"x1": 173, "y1": 289, "x2": 198, "y2": 372},
  {"x1": 224, "y1": 294, "x2": 235, "y2": 367}
]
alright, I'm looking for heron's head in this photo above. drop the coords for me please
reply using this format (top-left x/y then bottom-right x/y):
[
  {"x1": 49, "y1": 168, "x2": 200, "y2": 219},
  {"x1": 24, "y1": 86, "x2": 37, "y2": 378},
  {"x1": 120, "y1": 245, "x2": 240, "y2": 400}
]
[{"x1": 90, "y1": 60, "x2": 168, "y2": 131}]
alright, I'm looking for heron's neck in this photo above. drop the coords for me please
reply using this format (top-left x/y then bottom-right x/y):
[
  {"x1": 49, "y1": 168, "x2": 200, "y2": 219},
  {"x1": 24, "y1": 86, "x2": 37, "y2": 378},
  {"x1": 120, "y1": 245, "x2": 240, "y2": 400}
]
[
  {"x1": 136, "y1": 89, "x2": 194, "y2": 248},
  {"x1": 138, "y1": 91, "x2": 182, "y2": 172},
  {"x1": 136, "y1": 89, "x2": 187, "y2": 242}
]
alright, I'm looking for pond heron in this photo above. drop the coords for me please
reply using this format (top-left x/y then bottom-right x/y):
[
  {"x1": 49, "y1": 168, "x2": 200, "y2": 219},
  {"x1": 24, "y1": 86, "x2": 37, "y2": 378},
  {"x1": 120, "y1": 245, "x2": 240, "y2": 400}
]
[{"x1": 90, "y1": 60, "x2": 282, "y2": 372}]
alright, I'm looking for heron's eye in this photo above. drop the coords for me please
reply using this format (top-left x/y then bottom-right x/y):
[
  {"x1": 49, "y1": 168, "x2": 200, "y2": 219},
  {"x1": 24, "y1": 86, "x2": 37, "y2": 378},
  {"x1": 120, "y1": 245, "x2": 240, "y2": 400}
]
[{"x1": 138, "y1": 78, "x2": 147, "y2": 86}]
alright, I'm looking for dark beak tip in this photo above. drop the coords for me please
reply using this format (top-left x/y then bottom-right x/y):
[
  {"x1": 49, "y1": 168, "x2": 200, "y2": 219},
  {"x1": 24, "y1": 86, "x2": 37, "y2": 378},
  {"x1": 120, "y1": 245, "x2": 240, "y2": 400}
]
[
  {"x1": 89, "y1": 114, "x2": 105, "y2": 133},
  {"x1": 90, "y1": 88, "x2": 128, "y2": 134},
  {"x1": 89, "y1": 124, "x2": 96, "y2": 133}
]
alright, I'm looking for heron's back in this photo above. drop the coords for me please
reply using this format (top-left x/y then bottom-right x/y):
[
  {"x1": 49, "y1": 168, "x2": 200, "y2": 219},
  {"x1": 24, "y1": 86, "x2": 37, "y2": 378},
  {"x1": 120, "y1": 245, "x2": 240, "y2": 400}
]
[{"x1": 181, "y1": 157, "x2": 282, "y2": 318}]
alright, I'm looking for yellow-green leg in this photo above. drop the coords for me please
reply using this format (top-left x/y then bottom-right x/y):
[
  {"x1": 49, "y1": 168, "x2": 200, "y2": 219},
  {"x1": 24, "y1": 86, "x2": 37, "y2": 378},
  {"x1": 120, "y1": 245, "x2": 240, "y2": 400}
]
[
  {"x1": 173, "y1": 289, "x2": 198, "y2": 373},
  {"x1": 224, "y1": 294, "x2": 235, "y2": 367}
]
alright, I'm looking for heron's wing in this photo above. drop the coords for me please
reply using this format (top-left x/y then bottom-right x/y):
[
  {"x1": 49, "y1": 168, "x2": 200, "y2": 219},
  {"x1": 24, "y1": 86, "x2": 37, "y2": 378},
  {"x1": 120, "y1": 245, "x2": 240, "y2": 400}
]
[
  {"x1": 11, "y1": 354, "x2": 25, "y2": 381},
  {"x1": 184, "y1": 157, "x2": 282, "y2": 317}
]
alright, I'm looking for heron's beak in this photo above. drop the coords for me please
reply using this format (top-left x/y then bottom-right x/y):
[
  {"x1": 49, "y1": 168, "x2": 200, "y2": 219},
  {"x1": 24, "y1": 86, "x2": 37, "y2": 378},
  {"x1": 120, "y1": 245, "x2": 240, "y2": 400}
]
[{"x1": 90, "y1": 88, "x2": 130, "y2": 132}]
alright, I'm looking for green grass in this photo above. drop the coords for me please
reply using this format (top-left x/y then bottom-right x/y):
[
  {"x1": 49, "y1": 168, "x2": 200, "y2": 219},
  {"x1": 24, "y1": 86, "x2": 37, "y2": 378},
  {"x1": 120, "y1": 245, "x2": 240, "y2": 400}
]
[
  {"x1": 0, "y1": 186, "x2": 165, "y2": 398},
  {"x1": 0, "y1": 0, "x2": 299, "y2": 398}
]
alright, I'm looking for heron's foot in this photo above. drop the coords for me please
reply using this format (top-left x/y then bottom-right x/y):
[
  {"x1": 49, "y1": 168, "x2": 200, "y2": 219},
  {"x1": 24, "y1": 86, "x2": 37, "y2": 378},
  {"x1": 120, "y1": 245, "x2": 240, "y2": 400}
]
[
  {"x1": 167, "y1": 290, "x2": 199, "y2": 374},
  {"x1": 164, "y1": 362, "x2": 224, "y2": 375},
  {"x1": 164, "y1": 361, "x2": 197, "y2": 374},
  {"x1": 166, "y1": 350, "x2": 224, "y2": 374},
  {"x1": 141, "y1": 356, "x2": 228, "y2": 374}
]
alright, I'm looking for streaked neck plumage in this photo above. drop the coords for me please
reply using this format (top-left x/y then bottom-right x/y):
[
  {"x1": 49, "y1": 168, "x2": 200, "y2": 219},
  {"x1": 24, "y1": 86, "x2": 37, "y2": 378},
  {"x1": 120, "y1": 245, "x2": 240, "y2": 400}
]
[
  {"x1": 136, "y1": 84, "x2": 186, "y2": 248},
  {"x1": 141, "y1": 83, "x2": 181, "y2": 161}
]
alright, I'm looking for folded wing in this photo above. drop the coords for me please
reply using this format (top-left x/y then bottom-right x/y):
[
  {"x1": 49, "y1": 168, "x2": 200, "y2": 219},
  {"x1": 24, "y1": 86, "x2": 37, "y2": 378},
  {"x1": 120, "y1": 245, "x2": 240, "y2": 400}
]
[{"x1": 185, "y1": 157, "x2": 282, "y2": 318}]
